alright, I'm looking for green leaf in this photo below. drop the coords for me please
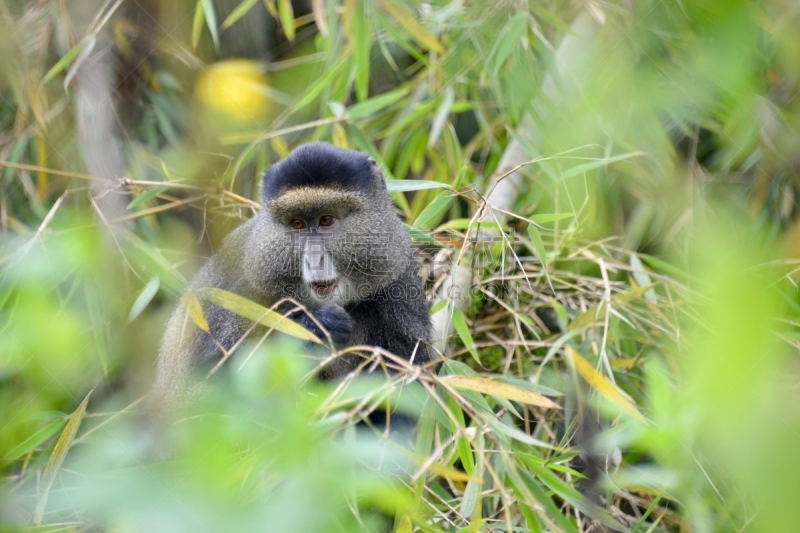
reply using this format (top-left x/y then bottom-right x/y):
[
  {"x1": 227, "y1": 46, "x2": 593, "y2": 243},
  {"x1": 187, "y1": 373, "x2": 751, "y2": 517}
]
[
  {"x1": 291, "y1": 59, "x2": 348, "y2": 111},
  {"x1": 221, "y1": 0, "x2": 260, "y2": 29},
  {"x1": 5, "y1": 418, "x2": 66, "y2": 462},
  {"x1": 516, "y1": 468, "x2": 580, "y2": 533},
  {"x1": 198, "y1": 287, "x2": 321, "y2": 343},
  {"x1": 127, "y1": 186, "x2": 168, "y2": 211},
  {"x1": 277, "y1": 0, "x2": 295, "y2": 41},
  {"x1": 427, "y1": 86, "x2": 454, "y2": 148},
  {"x1": 386, "y1": 179, "x2": 451, "y2": 192},
  {"x1": 429, "y1": 299, "x2": 447, "y2": 315},
  {"x1": 33, "y1": 391, "x2": 91, "y2": 525},
  {"x1": 352, "y1": 2, "x2": 370, "y2": 101},
  {"x1": 437, "y1": 219, "x2": 500, "y2": 231},
  {"x1": 460, "y1": 480, "x2": 480, "y2": 517},
  {"x1": 127, "y1": 278, "x2": 160, "y2": 323},
  {"x1": 200, "y1": 0, "x2": 219, "y2": 47},
  {"x1": 374, "y1": 0, "x2": 444, "y2": 54},
  {"x1": 639, "y1": 253, "x2": 693, "y2": 280},
  {"x1": 444, "y1": 394, "x2": 475, "y2": 476},
  {"x1": 404, "y1": 223, "x2": 442, "y2": 247},
  {"x1": 526, "y1": 225, "x2": 547, "y2": 270},
  {"x1": 63, "y1": 36, "x2": 97, "y2": 90},
  {"x1": 346, "y1": 87, "x2": 408, "y2": 119},
  {"x1": 560, "y1": 152, "x2": 644, "y2": 180},
  {"x1": 192, "y1": 0, "x2": 205, "y2": 49},
  {"x1": 126, "y1": 231, "x2": 187, "y2": 294},
  {"x1": 488, "y1": 13, "x2": 528, "y2": 81},
  {"x1": 451, "y1": 306, "x2": 479, "y2": 364},
  {"x1": 524, "y1": 458, "x2": 626, "y2": 531},
  {"x1": 629, "y1": 253, "x2": 657, "y2": 303},
  {"x1": 413, "y1": 191, "x2": 453, "y2": 229},
  {"x1": 530, "y1": 212, "x2": 574, "y2": 224},
  {"x1": 42, "y1": 36, "x2": 94, "y2": 85}
]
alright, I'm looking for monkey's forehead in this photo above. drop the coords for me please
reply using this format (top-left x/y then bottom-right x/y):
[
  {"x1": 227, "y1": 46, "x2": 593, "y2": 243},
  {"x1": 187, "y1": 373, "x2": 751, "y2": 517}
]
[
  {"x1": 265, "y1": 187, "x2": 365, "y2": 219},
  {"x1": 260, "y1": 142, "x2": 377, "y2": 201}
]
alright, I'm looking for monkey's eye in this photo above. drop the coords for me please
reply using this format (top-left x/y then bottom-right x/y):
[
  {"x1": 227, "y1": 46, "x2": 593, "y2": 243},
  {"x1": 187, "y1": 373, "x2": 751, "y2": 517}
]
[
  {"x1": 290, "y1": 219, "x2": 306, "y2": 230},
  {"x1": 319, "y1": 214, "x2": 336, "y2": 227}
]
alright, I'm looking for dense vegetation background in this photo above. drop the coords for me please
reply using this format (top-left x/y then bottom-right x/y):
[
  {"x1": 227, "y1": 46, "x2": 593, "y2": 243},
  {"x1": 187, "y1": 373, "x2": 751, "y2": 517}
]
[{"x1": 2, "y1": 0, "x2": 800, "y2": 531}]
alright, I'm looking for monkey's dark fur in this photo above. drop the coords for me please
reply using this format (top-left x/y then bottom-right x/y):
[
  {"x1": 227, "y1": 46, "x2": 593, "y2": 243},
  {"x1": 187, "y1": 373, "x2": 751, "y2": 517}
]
[{"x1": 152, "y1": 142, "x2": 431, "y2": 418}]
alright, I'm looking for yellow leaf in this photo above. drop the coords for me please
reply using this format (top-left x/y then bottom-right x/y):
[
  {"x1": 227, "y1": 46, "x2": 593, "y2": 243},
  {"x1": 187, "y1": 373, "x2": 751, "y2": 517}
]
[
  {"x1": 374, "y1": 0, "x2": 445, "y2": 54},
  {"x1": 426, "y1": 461, "x2": 478, "y2": 483},
  {"x1": 566, "y1": 347, "x2": 647, "y2": 423},
  {"x1": 33, "y1": 390, "x2": 92, "y2": 525},
  {"x1": 198, "y1": 287, "x2": 321, "y2": 344},
  {"x1": 443, "y1": 376, "x2": 561, "y2": 409},
  {"x1": 182, "y1": 291, "x2": 210, "y2": 333},
  {"x1": 568, "y1": 301, "x2": 604, "y2": 331},
  {"x1": 395, "y1": 514, "x2": 413, "y2": 533}
]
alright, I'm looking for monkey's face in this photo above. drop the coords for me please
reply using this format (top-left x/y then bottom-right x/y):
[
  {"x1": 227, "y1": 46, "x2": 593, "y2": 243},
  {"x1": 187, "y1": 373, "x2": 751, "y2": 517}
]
[
  {"x1": 266, "y1": 187, "x2": 407, "y2": 306},
  {"x1": 257, "y1": 142, "x2": 413, "y2": 306}
]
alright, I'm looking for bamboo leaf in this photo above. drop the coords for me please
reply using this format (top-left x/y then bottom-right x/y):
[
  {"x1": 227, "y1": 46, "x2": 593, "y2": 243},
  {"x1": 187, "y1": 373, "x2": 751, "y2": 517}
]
[
  {"x1": 221, "y1": 0, "x2": 260, "y2": 29},
  {"x1": 200, "y1": 0, "x2": 219, "y2": 47},
  {"x1": 395, "y1": 515, "x2": 413, "y2": 533},
  {"x1": 63, "y1": 36, "x2": 97, "y2": 91},
  {"x1": 451, "y1": 306, "x2": 479, "y2": 364},
  {"x1": 291, "y1": 59, "x2": 348, "y2": 111},
  {"x1": 413, "y1": 191, "x2": 453, "y2": 229},
  {"x1": 566, "y1": 346, "x2": 647, "y2": 423},
  {"x1": 426, "y1": 462, "x2": 478, "y2": 483},
  {"x1": 560, "y1": 152, "x2": 644, "y2": 180},
  {"x1": 42, "y1": 36, "x2": 94, "y2": 85},
  {"x1": 516, "y1": 468, "x2": 580, "y2": 533},
  {"x1": 374, "y1": 0, "x2": 444, "y2": 54},
  {"x1": 526, "y1": 225, "x2": 547, "y2": 270},
  {"x1": 127, "y1": 186, "x2": 168, "y2": 211},
  {"x1": 192, "y1": 0, "x2": 205, "y2": 49},
  {"x1": 33, "y1": 391, "x2": 92, "y2": 525},
  {"x1": 277, "y1": 0, "x2": 295, "y2": 41},
  {"x1": 126, "y1": 231, "x2": 187, "y2": 294},
  {"x1": 428, "y1": 86, "x2": 454, "y2": 148},
  {"x1": 460, "y1": 480, "x2": 480, "y2": 517},
  {"x1": 629, "y1": 253, "x2": 657, "y2": 303},
  {"x1": 437, "y1": 219, "x2": 500, "y2": 231},
  {"x1": 346, "y1": 87, "x2": 408, "y2": 119},
  {"x1": 443, "y1": 376, "x2": 561, "y2": 409},
  {"x1": 386, "y1": 179, "x2": 451, "y2": 192},
  {"x1": 198, "y1": 287, "x2": 321, "y2": 343},
  {"x1": 128, "y1": 278, "x2": 160, "y2": 323},
  {"x1": 530, "y1": 212, "x2": 574, "y2": 224},
  {"x1": 352, "y1": 1, "x2": 370, "y2": 101},
  {"x1": 524, "y1": 458, "x2": 626, "y2": 532},
  {"x1": 488, "y1": 13, "x2": 528, "y2": 81},
  {"x1": 5, "y1": 418, "x2": 66, "y2": 462},
  {"x1": 182, "y1": 291, "x2": 210, "y2": 333}
]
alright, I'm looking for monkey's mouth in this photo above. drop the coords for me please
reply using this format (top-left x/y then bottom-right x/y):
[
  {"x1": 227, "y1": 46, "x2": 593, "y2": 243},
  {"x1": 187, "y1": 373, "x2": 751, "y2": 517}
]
[{"x1": 310, "y1": 279, "x2": 338, "y2": 296}]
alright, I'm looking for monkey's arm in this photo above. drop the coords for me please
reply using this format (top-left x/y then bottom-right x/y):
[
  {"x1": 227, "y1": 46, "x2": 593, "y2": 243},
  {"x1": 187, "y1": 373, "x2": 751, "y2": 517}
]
[
  {"x1": 345, "y1": 262, "x2": 431, "y2": 370},
  {"x1": 288, "y1": 304, "x2": 353, "y2": 346}
]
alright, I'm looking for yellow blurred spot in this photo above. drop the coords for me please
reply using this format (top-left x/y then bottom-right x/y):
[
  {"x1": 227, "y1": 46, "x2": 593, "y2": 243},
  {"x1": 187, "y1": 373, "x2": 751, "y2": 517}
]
[{"x1": 195, "y1": 59, "x2": 272, "y2": 122}]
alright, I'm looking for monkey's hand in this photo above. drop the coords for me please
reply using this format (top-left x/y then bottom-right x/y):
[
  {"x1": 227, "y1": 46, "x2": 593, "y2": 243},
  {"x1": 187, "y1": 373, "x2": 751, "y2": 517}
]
[{"x1": 290, "y1": 304, "x2": 353, "y2": 346}]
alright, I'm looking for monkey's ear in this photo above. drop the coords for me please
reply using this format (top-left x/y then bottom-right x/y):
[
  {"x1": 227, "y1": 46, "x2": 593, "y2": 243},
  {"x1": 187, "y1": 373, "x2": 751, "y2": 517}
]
[{"x1": 367, "y1": 157, "x2": 377, "y2": 166}]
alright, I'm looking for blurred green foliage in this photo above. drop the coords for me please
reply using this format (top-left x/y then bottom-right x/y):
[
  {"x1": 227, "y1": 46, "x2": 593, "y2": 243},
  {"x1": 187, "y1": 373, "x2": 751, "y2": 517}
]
[{"x1": 1, "y1": 0, "x2": 800, "y2": 532}]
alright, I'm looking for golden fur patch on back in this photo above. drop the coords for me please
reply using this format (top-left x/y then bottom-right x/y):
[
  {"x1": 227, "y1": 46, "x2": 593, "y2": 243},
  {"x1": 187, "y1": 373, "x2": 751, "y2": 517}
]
[{"x1": 267, "y1": 186, "x2": 364, "y2": 220}]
